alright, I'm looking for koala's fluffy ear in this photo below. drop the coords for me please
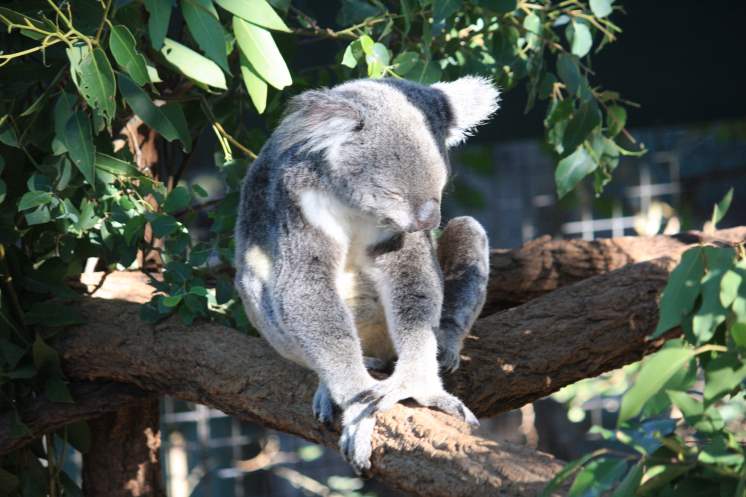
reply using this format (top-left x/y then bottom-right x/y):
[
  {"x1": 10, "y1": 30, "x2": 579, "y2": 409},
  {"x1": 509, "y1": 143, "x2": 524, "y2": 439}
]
[
  {"x1": 274, "y1": 89, "x2": 364, "y2": 157},
  {"x1": 431, "y1": 76, "x2": 500, "y2": 147}
]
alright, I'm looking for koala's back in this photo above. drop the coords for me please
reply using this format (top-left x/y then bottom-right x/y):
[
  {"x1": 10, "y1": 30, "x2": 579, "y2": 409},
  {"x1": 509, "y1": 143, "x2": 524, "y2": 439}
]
[{"x1": 235, "y1": 146, "x2": 396, "y2": 363}]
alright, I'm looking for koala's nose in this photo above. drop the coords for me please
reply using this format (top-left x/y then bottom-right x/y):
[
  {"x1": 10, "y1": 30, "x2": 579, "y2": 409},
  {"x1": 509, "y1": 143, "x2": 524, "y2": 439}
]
[{"x1": 411, "y1": 199, "x2": 441, "y2": 232}]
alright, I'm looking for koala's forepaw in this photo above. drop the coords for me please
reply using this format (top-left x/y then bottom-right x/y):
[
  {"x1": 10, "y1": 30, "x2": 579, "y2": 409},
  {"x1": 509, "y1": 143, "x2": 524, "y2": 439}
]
[
  {"x1": 416, "y1": 390, "x2": 480, "y2": 427},
  {"x1": 437, "y1": 345, "x2": 461, "y2": 373},
  {"x1": 313, "y1": 384, "x2": 336, "y2": 425}
]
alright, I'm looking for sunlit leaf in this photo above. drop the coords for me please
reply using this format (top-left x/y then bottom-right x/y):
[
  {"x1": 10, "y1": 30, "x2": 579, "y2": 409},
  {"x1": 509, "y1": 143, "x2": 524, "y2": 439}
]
[
  {"x1": 618, "y1": 347, "x2": 696, "y2": 424},
  {"x1": 651, "y1": 247, "x2": 705, "y2": 338},
  {"x1": 233, "y1": 17, "x2": 292, "y2": 90},
  {"x1": 555, "y1": 146, "x2": 596, "y2": 198},
  {"x1": 161, "y1": 38, "x2": 227, "y2": 89},
  {"x1": 240, "y1": 54, "x2": 268, "y2": 113},
  {"x1": 215, "y1": 0, "x2": 290, "y2": 32}
]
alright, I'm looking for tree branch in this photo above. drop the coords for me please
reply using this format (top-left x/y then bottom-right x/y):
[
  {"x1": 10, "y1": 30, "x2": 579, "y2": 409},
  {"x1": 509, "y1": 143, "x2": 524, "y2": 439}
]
[
  {"x1": 2, "y1": 228, "x2": 742, "y2": 496},
  {"x1": 483, "y1": 227, "x2": 746, "y2": 314}
]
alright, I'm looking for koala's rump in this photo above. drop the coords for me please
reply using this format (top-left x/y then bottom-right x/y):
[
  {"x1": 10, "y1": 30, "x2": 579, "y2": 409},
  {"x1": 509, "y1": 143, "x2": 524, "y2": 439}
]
[{"x1": 337, "y1": 266, "x2": 396, "y2": 362}]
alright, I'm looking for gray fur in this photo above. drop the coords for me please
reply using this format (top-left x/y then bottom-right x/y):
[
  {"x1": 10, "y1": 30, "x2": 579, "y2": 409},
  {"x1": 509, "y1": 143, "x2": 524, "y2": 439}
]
[{"x1": 234, "y1": 76, "x2": 499, "y2": 473}]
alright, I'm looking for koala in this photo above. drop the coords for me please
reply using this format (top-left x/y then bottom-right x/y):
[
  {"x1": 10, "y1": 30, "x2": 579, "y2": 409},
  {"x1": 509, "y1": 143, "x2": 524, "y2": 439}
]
[{"x1": 234, "y1": 76, "x2": 498, "y2": 473}]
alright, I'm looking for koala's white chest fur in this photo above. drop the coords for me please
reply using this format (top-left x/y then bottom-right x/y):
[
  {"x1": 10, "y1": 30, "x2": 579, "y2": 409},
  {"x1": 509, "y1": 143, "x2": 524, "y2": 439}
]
[{"x1": 299, "y1": 189, "x2": 396, "y2": 360}]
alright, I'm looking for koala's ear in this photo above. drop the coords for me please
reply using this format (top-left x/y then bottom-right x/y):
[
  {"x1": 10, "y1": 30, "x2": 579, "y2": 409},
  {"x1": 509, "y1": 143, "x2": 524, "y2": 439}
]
[
  {"x1": 275, "y1": 89, "x2": 364, "y2": 156},
  {"x1": 431, "y1": 76, "x2": 500, "y2": 147}
]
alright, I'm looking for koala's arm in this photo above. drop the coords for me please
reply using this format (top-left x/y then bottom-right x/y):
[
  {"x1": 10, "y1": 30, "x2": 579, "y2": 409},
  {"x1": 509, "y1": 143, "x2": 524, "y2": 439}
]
[
  {"x1": 437, "y1": 217, "x2": 490, "y2": 372},
  {"x1": 271, "y1": 229, "x2": 376, "y2": 406}
]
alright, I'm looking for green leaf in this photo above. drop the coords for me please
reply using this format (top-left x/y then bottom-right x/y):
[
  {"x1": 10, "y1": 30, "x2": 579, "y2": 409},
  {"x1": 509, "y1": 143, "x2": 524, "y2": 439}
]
[
  {"x1": 637, "y1": 464, "x2": 690, "y2": 495},
  {"x1": 150, "y1": 214, "x2": 179, "y2": 238},
  {"x1": 64, "y1": 111, "x2": 96, "y2": 188},
  {"x1": 183, "y1": 0, "x2": 230, "y2": 72},
  {"x1": 555, "y1": 146, "x2": 596, "y2": 198},
  {"x1": 25, "y1": 206, "x2": 51, "y2": 225},
  {"x1": 32, "y1": 334, "x2": 60, "y2": 371},
  {"x1": 563, "y1": 100, "x2": 602, "y2": 153},
  {"x1": 233, "y1": 17, "x2": 292, "y2": 90},
  {"x1": 160, "y1": 103, "x2": 193, "y2": 152},
  {"x1": 45, "y1": 374, "x2": 73, "y2": 403},
  {"x1": 161, "y1": 38, "x2": 227, "y2": 89},
  {"x1": 566, "y1": 20, "x2": 593, "y2": 57},
  {"x1": 711, "y1": 187, "x2": 733, "y2": 227},
  {"x1": 95, "y1": 153, "x2": 142, "y2": 177},
  {"x1": 341, "y1": 40, "x2": 362, "y2": 69},
  {"x1": 0, "y1": 179, "x2": 5, "y2": 205},
  {"x1": 144, "y1": 0, "x2": 172, "y2": 50},
  {"x1": 124, "y1": 216, "x2": 146, "y2": 244},
  {"x1": 481, "y1": 0, "x2": 517, "y2": 14},
  {"x1": 590, "y1": 0, "x2": 614, "y2": 18},
  {"x1": 53, "y1": 91, "x2": 77, "y2": 155},
  {"x1": 703, "y1": 351, "x2": 746, "y2": 406},
  {"x1": 118, "y1": 73, "x2": 182, "y2": 143},
  {"x1": 540, "y1": 450, "x2": 606, "y2": 497},
  {"x1": 731, "y1": 321, "x2": 746, "y2": 349},
  {"x1": 162, "y1": 294, "x2": 183, "y2": 307},
  {"x1": 523, "y1": 13, "x2": 542, "y2": 50},
  {"x1": 240, "y1": 54, "x2": 268, "y2": 114},
  {"x1": 109, "y1": 25, "x2": 150, "y2": 86},
  {"x1": 72, "y1": 48, "x2": 116, "y2": 130},
  {"x1": 610, "y1": 461, "x2": 641, "y2": 497},
  {"x1": 366, "y1": 43, "x2": 390, "y2": 78},
  {"x1": 407, "y1": 59, "x2": 442, "y2": 84},
  {"x1": 568, "y1": 458, "x2": 628, "y2": 497},
  {"x1": 215, "y1": 0, "x2": 290, "y2": 32},
  {"x1": 606, "y1": 105, "x2": 627, "y2": 137},
  {"x1": 666, "y1": 390, "x2": 703, "y2": 424},
  {"x1": 651, "y1": 247, "x2": 705, "y2": 338},
  {"x1": 692, "y1": 261, "x2": 728, "y2": 343},
  {"x1": 18, "y1": 191, "x2": 53, "y2": 210},
  {"x1": 618, "y1": 347, "x2": 696, "y2": 424},
  {"x1": 557, "y1": 54, "x2": 582, "y2": 95},
  {"x1": 0, "y1": 467, "x2": 19, "y2": 494},
  {"x1": 164, "y1": 186, "x2": 191, "y2": 213},
  {"x1": 720, "y1": 269, "x2": 742, "y2": 308},
  {"x1": 393, "y1": 51, "x2": 419, "y2": 75},
  {"x1": 64, "y1": 421, "x2": 92, "y2": 453},
  {"x1": 432, "y1": 0, "x2": 461, "y2": 32}
]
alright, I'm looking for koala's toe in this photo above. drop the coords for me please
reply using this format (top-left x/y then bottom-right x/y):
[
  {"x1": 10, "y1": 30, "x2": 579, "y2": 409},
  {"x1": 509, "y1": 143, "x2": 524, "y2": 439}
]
[
  {"x1": 313, "y1": 384, "x2": 336, "y2": 425},
  {"x1": 438, "y1": 347, "x2": 461, "y2": 373}
]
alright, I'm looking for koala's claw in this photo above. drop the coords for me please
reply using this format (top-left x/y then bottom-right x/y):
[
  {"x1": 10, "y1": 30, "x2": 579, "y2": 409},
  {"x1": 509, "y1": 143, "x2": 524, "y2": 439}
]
[
  {"x1": 420, "y1": 391, "x2": 479, "y2": 427},
  {"x1": 437, "y1": 346, "x2": 461, "y2": 373},
  {"x1": 313, "y1": 383, "x2": 336, "y2": 425}
]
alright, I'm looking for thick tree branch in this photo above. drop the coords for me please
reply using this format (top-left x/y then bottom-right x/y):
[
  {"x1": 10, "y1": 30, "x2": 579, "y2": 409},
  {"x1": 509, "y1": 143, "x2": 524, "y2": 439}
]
[
  {"x1": 483, "y1": 227, "x2": 746, "y2": 314},
  {"x1": 2, "y1": 228, "x2": 742, "y2": 496}
]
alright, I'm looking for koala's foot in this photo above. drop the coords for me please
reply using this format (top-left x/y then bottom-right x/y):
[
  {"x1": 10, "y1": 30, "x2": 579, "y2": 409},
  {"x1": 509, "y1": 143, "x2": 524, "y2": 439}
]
[
  {"x1": 437, "y1": 341, "x2": 462, "y2": 373},
  {"x1": 338, "y1": 381, "x2": 397, "y2": 475},
  {"x1": 374, "y1": 375, "x2": 479, "y2": 427},
  {"x1": 313, "y1": 383, "x2": 336, "y2": 425}
]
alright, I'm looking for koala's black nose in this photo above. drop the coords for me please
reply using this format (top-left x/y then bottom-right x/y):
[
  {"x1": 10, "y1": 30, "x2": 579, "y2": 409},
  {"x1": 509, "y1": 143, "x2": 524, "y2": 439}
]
[{"x1": 411, "y1": 199, "x2": 441, "y2": 232}]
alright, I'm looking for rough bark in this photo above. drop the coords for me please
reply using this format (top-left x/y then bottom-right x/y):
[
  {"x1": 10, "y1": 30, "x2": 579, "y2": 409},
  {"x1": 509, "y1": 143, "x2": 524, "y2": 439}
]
[
  {"x1": 4, "y1": 228, "x2": 742, "y2": 497},
  {"x1": 82, "y1": 397, "x2": 165, "y2": 497},
  {"x1": 483, "y1": 227, "x2": 746, "y2": 314}
]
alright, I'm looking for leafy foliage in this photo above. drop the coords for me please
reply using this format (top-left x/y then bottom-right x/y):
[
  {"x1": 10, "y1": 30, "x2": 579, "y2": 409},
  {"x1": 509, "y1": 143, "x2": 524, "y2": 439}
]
[
  {"x1": 544, "y1": 196, "x2": 746, "y2": 497},
  {"x1": 0, "y1": 0, "x2": 641, "y2": 494}
]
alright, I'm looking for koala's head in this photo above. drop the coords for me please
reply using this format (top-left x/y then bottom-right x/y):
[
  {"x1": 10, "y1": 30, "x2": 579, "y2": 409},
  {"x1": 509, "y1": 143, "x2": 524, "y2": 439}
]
[{"x1": 275, "y1": 76, "x2": 499, "y2": 233}]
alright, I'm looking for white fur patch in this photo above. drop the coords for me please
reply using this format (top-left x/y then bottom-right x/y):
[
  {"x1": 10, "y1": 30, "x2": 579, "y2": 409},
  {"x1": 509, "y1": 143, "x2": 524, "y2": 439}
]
[
  {"x1": 432, "y1": 76, "x2": 500, "y2": 147},
  {"x1": 299, "y1": 189, "x2": 352, "y2": 246},
  {"x1": 244, "y1": 245, "x2": 272, "y2": 282}
]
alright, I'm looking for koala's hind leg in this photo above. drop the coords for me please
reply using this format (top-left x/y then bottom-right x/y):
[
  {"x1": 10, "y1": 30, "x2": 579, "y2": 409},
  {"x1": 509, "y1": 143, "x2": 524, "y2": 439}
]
[
  {"x1": 367, "y1": 232, "x2": 478, "y2": 425},
  {"x1": 436, "y1": 216, "x2": 490, "y2": 373}
]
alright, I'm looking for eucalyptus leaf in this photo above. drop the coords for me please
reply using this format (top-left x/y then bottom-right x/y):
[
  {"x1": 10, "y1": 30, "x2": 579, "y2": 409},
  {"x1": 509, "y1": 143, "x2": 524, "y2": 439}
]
[
  {"x1": 555, "y1": 146, "x2": 596, "y2": 198},
  {"x1": 233, "y1": 17, "x2": 292, "y2": 90},
  {"x1": 64, "y1": 111, "x2": 96, "y2": 189},
  {"x1": 183, "y1": 0, "x2": 230, "y2": 72},
  {"x1": 144, "y1": 0, "x2": 172, "y2": 49},
  {"x1": 161, "y1": 38, "x2": 227, "y2": 89},
  {"x1": 109, "y1": 25, "x2": 150, "y2": 86},
  {"x1": 240, "y1": 54, "x2": 268, "y2": 113},
  {"x1": 215, "y1": 0, "x2": 290, "y2": 32}
]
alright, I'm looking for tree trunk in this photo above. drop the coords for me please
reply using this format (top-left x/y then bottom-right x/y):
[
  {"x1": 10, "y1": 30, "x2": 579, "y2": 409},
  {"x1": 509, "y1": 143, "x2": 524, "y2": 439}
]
[{"x1": 82, "y1": 397, "x2": 165, "y2": 497}]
